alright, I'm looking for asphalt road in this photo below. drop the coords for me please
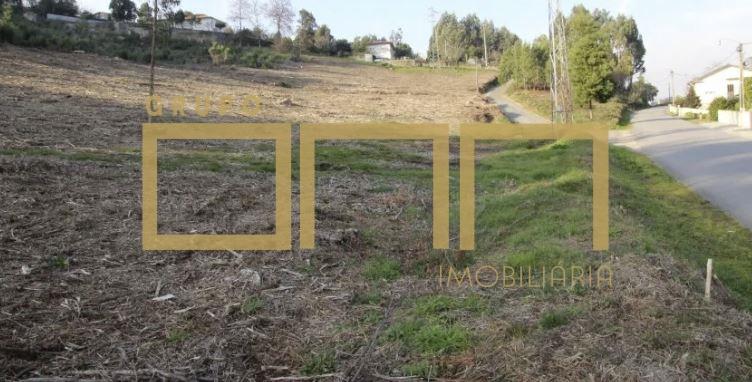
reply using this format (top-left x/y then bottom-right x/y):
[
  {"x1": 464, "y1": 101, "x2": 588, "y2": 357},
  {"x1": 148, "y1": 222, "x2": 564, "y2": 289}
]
[
  {"x1": 485, "y1": 84, "x2": 550, "y2": 124},
  {"x1": 613, "y1": 107, "x2": 752, "y2": 229}
]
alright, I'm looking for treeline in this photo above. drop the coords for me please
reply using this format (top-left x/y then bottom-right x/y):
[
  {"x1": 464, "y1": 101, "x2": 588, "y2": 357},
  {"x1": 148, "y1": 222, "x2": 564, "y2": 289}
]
[
  {"x1": 428, "y1": 12, "x2": 519, "y2": 65},
  {"x1": 499, "y1": 5, "x2": 658, "y2": 109}
]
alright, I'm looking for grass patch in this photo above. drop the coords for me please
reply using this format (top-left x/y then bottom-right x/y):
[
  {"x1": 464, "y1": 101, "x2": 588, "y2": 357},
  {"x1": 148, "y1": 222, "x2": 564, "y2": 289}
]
[
  {"x1": 539, "y1": 307, "x2": 581, "y2": 329},
  {"x1": 467, "y1": 138, "x2": 752, "y2": 310},
  {"x1": 166, "y1": 328, "x2": 189, "y2": 343},
  {"x1": 301, "y1": 351, "x2": 336, "y2": 375},
  {"x1": 48, "y1": 255, "x2": 69, "y2": 269},
  {"x1": 362, "y1": 255, "x2": 401, "y2": 282},
  {"x1": 158, "y1": 151, "x2": 275, "y2": 173},
  {"x1": 507, "y1": 87, "x2": 630, "y2": 128},
  {"x1": 240, "y1": 297, "x2": 263, "y2": 314}
]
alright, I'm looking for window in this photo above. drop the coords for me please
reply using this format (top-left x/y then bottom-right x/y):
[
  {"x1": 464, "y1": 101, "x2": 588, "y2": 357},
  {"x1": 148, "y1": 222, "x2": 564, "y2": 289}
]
[{"x1": 728, "y1": 84, "x2": 735, "y2": 99}]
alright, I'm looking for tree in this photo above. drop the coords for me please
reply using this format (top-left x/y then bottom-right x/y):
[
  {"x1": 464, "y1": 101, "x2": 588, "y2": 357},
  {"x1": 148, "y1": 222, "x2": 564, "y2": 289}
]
[
  {"x1": 109, "y1": 0, "x2": 136, "y2": 21},
  {"x1": 428, "y1": 12, "x2": 465, "y2": 65},
  {"x1": 570, "y1": 31, "x2": 615, "y2": 118},
  {"x1": 331, "y1": 39, "x2": 351, "y2": 56},
  {"x1": 136, "y1": 1, "x2": 150, "y2": 24},
  {"x1": 390, "y1": 28, "x2": 403, "y2": 45},
  {"x1": 682, "y1": 85, "x2": 701, "y2": 108},
  {"x1": 248, "y1": 0, "x2": 263, "y2": 46},
  {"x1": 264, "y1": 0, "x2": 293, "y2": 42},
  {"x1": 628, "y1": 76, "x2": 658, "y2": 107},
  {"x1": 314, "y1": 24, "x2": 332, "y2": 53},
  {"x1": 172, "y1": 9, "x2": 184, "y2": 23},
  {"x1": 30, "y1": 0, "x2": 78, "y2": 16},
  {"x1": 567, "y1": 6, "x2": 615, "y2": 118},
  {"x1": 295, "y1": 9, "x2": 316, "y2": 52},
  {"x1": 394, "y1": 42, "x2": 413, "y2": 59},
  {"x1": 352, "y1": 34, "x2": 378, "y2": 53},
  {"x1": 228, "y1": 0, "x2": 249, "y2": 30}
]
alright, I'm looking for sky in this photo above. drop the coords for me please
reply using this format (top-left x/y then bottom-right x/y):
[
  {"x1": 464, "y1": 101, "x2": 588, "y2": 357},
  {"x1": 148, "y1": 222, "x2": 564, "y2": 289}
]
[{"x1": 77, "y1": 0, "x2": 752, "y2": 100}]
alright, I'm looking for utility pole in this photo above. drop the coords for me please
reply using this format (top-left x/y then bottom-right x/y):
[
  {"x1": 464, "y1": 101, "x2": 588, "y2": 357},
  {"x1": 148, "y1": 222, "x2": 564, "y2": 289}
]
[
  {"x1": 739, "y1": 43, "x2": 745, "y2": 112},
  {"x1": 670, "y1": 70, "x2": 675, "y2": 105}
]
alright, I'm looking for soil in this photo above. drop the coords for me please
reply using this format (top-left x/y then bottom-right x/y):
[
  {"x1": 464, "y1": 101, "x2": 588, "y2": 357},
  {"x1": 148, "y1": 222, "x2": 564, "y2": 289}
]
[{"x1": 1, "y1": 45, "x2": 751, "y2": 381}]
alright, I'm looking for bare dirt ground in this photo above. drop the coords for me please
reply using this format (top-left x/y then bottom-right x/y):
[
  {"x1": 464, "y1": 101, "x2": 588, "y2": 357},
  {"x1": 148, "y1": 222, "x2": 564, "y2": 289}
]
[{"x1": 1, "y1": 45, "x2": 752, "y2": 381}]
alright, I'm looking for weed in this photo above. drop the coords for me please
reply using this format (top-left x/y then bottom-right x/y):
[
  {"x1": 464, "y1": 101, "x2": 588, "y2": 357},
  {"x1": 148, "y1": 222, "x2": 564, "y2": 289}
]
[
  {"x1": 362, "y1": 255, "x2": 401, "y2": 282},
  {"x1": 48, "y1": 255, "x2": 69, "y2": 269},
  {"x1": 166, "y1": 328, "x2": 189, "y2": 343},
  {"x1": 241, "y1": 297, "x2": 263, "y2": 314},
  {"x1": 301, "y1": 350, "x2": 336, "y2": 375},
  {"x1": 539, "y1": 307, "x2": 580, "y2": 329}
]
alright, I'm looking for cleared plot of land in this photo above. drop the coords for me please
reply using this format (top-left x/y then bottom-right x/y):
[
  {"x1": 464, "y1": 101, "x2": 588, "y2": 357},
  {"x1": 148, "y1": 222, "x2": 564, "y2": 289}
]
[{"x1": 1, "y1": 46, "x2": 752, "y2": 381}]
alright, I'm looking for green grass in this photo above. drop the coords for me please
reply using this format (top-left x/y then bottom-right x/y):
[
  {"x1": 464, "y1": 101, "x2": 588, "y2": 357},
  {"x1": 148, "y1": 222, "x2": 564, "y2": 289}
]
[
  {"x1": 469, "y1": 138, "x2": 752, "y2": 310},
  {"x1": 539, "y1": 307, "x2": 581, "y2": 329},
  {"x1": 240, "y1": 297, "x2": 263, "y2": 314},
  {"x1": 166, "y1": 328, "x2": 189, "y2": 343},
  {"x1": 362, "y1": 255, "x2": 401, "y2": 282},
  {"x1": 382, "y1": 294, "x2": 485, "y2": 364},
  {"x1": 507, "y1": 87, "x2": 630, "y2": 128},
  {"x1": 301, "y1": 351, "x2": 336, "y2": 375},
  {"x1": 157, "y1": 151, "x2": 275, "y2": 173}
]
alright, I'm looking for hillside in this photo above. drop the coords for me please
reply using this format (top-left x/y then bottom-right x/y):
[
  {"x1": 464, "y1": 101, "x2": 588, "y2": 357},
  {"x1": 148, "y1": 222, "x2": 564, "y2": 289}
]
[{"x1": 1, "y1": 45, "x2": 752, "y2": 381}]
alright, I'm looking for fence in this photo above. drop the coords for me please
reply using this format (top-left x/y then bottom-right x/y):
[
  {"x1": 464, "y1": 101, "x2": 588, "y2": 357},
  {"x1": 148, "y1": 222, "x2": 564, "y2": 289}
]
[
  {"x1": 718, "y1": 110, "x2": 752, "y2": 128},
  {"x1": 668, "y1": 105, "x2": 708, "y2": 118}
]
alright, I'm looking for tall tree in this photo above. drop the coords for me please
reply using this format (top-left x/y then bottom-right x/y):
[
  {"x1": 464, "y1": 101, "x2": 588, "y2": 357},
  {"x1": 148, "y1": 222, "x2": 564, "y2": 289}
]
[
  {"x1": 109, "y1": 0, "x2": 136, "y2": 21},
  {"x1": 314, "y1": 24, "x2": 332, "y2": 53},
  {"x1": 569, "y1": 31, "x2": 614, "y2": 118},
  {"x1": 295, "y1": 9, "x2": 316, "y2": 52},
  {"x1": 264, "y1": 0, "x2": 293, "y2": 42},
  {"x1": 30, "y1": 0, "x2": 78, "y2": 16},
  {"x1": 227, "y1": 0, "x2": 249, "y2": 30}
]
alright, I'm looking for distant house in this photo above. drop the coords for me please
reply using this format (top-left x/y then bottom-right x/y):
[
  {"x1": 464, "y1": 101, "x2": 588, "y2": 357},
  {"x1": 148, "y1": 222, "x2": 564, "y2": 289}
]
[
  {"x1": 93, "y1": 12, "x2": 110, "y2": 21},
  {"x1": 366, "y1": 41, "x2": 394, "y2": 61},
  {"x1": 175, "y1": 13, "x2": 226, "y2": 32},
  {"x1": 691, "y1": 62, "x2": 752, "y2": 109}
]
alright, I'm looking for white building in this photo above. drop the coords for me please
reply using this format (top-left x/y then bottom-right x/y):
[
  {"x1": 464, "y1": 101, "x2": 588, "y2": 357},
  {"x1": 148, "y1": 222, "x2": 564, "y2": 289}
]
[
  {"x1": 691, "y1": 62, "x2": 752, "y2": 109},
  {"x1": 175, "y1": 14, "x2": 225, "y2": 32},
  {"x1": 366, "y1": 41, "x2": 394, "y2": 61}
]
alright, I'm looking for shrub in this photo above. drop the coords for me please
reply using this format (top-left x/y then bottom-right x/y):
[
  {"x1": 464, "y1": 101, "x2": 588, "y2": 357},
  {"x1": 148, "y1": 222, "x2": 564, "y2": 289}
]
[
  {"x1": 208, "y1": 42, "x2": 230, "y2": 65},
  {"x1": 236, "y1": 48, "x2": 286, "y2": 69},
  {"x1": 708, "y1": 96, "x2": 739, "y2": 121}
]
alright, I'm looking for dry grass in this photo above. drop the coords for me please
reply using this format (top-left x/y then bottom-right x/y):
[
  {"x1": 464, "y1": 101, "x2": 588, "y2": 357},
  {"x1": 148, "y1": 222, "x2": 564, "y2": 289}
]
[{"x1": 1, "y1": 45, "x2": 751, "y2": 381}]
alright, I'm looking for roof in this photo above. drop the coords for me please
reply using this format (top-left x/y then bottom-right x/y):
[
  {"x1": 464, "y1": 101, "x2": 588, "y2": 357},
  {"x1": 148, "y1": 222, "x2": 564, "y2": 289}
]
[
  {"x1": 367, "y1": 40, "x2": 393, "y2": 47},
  {"x1": 692, "y1": 59, "x2": 752, "y2": 83}
]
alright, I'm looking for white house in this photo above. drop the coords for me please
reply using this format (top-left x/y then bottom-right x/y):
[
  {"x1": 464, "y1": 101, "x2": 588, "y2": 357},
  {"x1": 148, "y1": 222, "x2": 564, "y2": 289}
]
[
  {"x1": 366, "y1": 41, "x2": 394, "y2": 61},
  {"x1": 691, "y1": 62, "x2": 752, "y2": 109},
  {"x1": 175, "y1": 13, "x2": 225, "y2": 32}
]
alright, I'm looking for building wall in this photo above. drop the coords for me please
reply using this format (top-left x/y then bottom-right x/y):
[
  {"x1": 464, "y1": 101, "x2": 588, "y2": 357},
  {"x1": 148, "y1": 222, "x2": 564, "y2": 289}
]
[
  {"x1": 366, "y1": 44, "x2": 393, "y2": 60},
  {"x1": 176, "y1": 18, "x2": 221, "y2": 32},
  {"x1": 694, "y1": 66, "x2": 752, "y2": 108}
]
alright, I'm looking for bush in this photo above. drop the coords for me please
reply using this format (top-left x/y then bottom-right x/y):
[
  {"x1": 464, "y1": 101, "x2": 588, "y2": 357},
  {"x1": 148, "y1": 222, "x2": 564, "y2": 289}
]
[
  {"x1": 236, "y1": 48, "x2": 286, "y2": 69},
  {"x1": 208, "y1": 42, "x2": 230, "y2": 65},
  {"x1": 708, "y1": 96, "x2": 739, "y2": 121}
]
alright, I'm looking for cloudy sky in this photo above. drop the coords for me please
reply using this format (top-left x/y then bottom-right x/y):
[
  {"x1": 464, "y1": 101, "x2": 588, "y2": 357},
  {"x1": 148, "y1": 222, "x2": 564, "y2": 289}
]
[{"x1": 76, "y1": 0, "x2": 752, "y2": 100}]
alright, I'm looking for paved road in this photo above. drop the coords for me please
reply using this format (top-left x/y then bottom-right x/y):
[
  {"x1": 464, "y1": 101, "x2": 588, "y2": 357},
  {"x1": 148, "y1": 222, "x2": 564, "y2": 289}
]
[
  {"x1": 612, "y1": 107, "x2": 752, "y2": 229},
  {"x1": 485, "y1": 84, "x2": 550, "y2": 124}
]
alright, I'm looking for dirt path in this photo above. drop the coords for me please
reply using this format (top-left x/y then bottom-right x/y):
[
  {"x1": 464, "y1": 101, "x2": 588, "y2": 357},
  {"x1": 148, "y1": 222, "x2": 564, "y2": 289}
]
[{"x1": 485, "y1": 81, "x2": 550, "y2": 124}]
